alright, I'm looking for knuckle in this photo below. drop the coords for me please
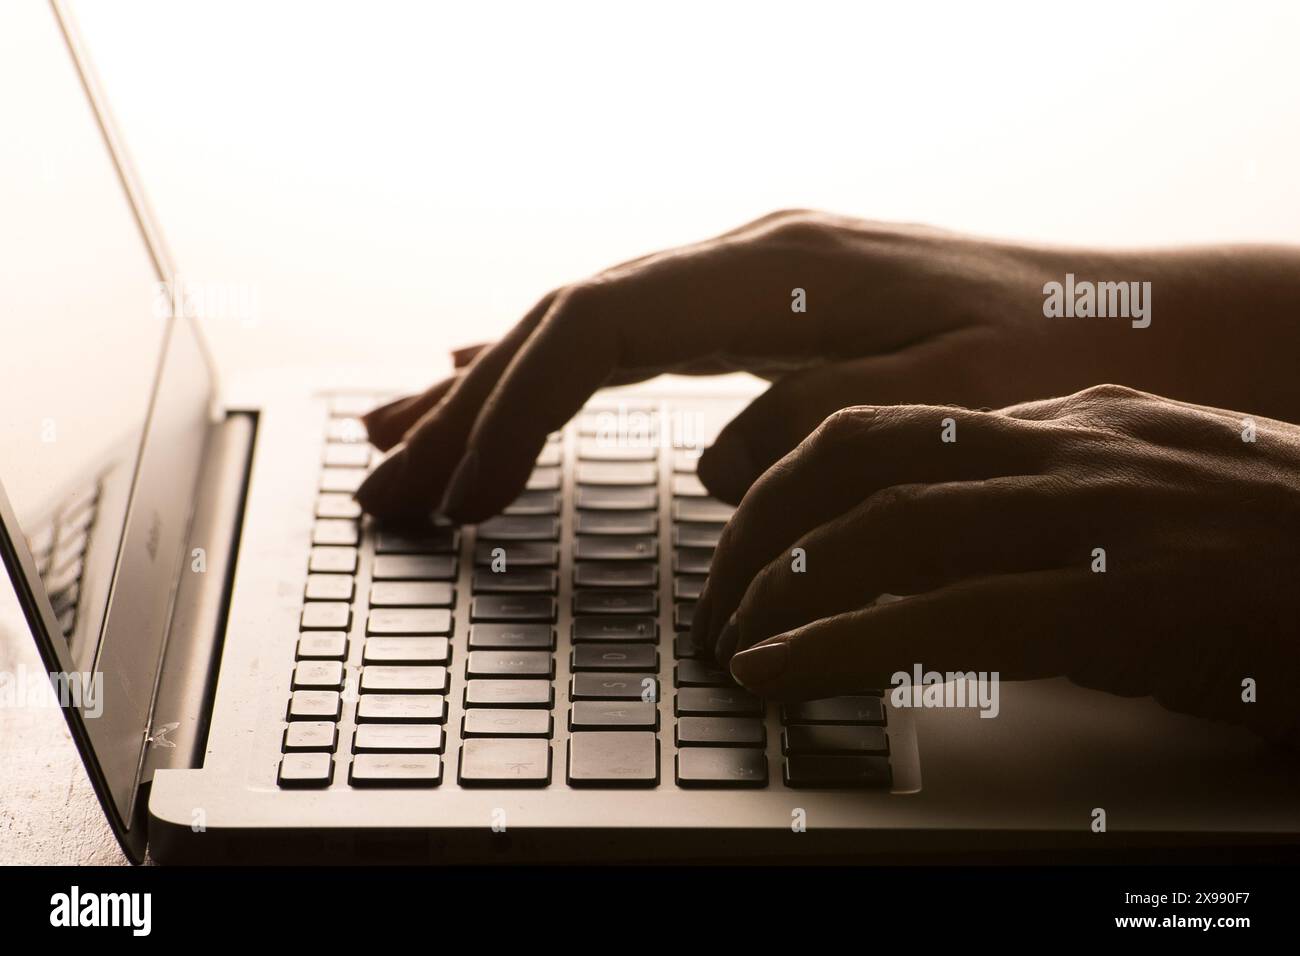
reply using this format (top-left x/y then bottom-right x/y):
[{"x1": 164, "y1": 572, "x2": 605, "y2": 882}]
[
  {"x1": 813, "y1": 405, "x2": 875, "y2": 448},
  {"x1": 1075, "y1": 383, "x2": 1144, "y2": 404},
  {"x1": 553, "y1": 281, "x2": 609, "y2": 322},
  {"x1": 862, "y1": 483, "x2": 925, "y2": 526}
]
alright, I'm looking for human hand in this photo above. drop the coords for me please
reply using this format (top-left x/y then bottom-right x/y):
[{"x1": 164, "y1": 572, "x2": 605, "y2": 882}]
[
  {"x1": 355, "y1": 210, "x2": 1146, "y2": 522},
  {"x1": 696, "y1": 385, "x2": 1300, "y2": 750}
]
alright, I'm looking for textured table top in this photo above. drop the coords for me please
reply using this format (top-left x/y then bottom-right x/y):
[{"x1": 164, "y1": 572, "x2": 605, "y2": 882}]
[{"x1": 0, "y1": 609, "x2": 127, "y2": 865}]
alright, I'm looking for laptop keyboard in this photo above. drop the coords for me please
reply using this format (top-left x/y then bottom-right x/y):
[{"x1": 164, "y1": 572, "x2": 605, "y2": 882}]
[{"x1": 277, "y1": 394, "x2": 892, "y2": 791}]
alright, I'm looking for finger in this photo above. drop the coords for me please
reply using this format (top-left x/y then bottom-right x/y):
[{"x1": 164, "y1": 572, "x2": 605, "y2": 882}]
[
  {"x1": 728, "y1": 566, "x2": 1134, "y2": 700},
  {"x1": 354, "y1": 290, "x2": 558, "y2": 520},
  {"x1": 698, "y1": 328, "x2": 1012, "y2": 504},
  {"x1": 451, "y1": 342, "x2": 490, "y2": 369},
  {"x1": 432, "y1": 247, "x2": 815, "y2": 522},
  {"x1": 723, "y1": 476, "x2": 1092, "y2": 659},
  {"x1": 693, "y1": 404, "x2": 1052, "y2": 658},
  {"x1": 362, "y1": 373, "x2": 461, "y2": 452}
]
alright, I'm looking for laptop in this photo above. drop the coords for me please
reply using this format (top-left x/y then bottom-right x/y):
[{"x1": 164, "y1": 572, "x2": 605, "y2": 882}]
[{"x1": 3, "y1": 0, "x2": 1299, "y2": 864}]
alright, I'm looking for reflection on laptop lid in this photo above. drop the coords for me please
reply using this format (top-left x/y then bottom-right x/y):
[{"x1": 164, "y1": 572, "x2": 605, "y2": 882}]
[{"x1": 0, "y1": 0, "x2": 214, "y2": 862}]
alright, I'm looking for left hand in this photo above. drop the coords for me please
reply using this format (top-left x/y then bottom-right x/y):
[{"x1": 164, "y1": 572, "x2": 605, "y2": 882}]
[{"x1": 699, "y1": 385, "x2": 1300, "y2": 750}]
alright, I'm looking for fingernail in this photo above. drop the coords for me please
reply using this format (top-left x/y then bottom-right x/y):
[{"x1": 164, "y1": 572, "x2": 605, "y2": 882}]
[
  {"x1": 354, "y1": 449, "x2": 406, "y2": 514},
  {"x1": 696, "y1": 438, "x2": 755, "y2": 503},
  {"x1": 438, "y1": 449, "x2": 479, "y2": 519},
  {"x1": 713, "y1": 613, "x2": 740, "y2": 664},
  {"x1": 730, "y1": 641, "x2": 788, "y2": 688}
]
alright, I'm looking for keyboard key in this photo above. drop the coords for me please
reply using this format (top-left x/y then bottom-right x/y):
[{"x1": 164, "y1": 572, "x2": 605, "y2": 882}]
[
  {"x1": 278, "y1": 753, "x2": 334, "y2": 788},
  {"x1": 305, "y1": 573, "x2": 354, "y2": 602},
  {"x1": 471, "y1": 569, "x2": 558, "y2": 594},
  {"x1": 301, "y1": 602, "x2": 351, "y2": 630},
  {"x1": 571, "y1": 673, "x2": 658, "y2": 702},
  {"x1": 673, "y1": 602, "x2": 696, "y2": 631},
  {"x1": 320, "y1": 467, "x2": 366, "y2": 493},
  {"x1": 473, "y1": 541, "x2": 558, "y2": 567},
  {"x1": 534, "y1": 443, "x2": 562, "y2": 467},
  {"x1": 313, "y1": 518, "x2": 359, "y2": 546},
  {"x1": 308, "y1": 546, "x2": 358, "y2": 574},
  {"x1": 503, "y1": 490, "x2": 560, "y2": 515},
  {"x1": 363, "y1": 637, "x2": 450, "y2": 665},
  {"x1": 671, "y1": 474, "x2": 708, "y2": 497},
  {"x1": 466, "y1": 650, "x2": 554, "y2": 679},
  {"x1": 574, "y1": 535, "x2": 657, "y2": 561},
  {"x1": 369, "y1": 581, "x2": 455, "y2": 607},
  {"x1": 572, "y1": 616, "x2": 657, "y2": 643},
  {"x1": 577, "y1": 407, "x2": 657, "y2": 440},
  {"x1": 458, "y1": 738, "x2": 551, "y2": 787},
  {"x1": 783, "y1": 755, "x2": 892, "y2": 789},
  {"x1": 577, "y1": 439, "x2": 656, "y2": 462},
  {"x1": 525, "y1": 467, "x2": 562, "y2": 491},
  {"x1": 574, "y1": 561, "x2": 658, "y2": 589},
  {"x1": 374, "y1": 527, "x2": 459, "y2": 554},
  {"x1": 372, "y1": 554, "x2": 457, "y2": 580},
  {"x1": 676, "y1": 748, "x2": 767, "y2": 788},
  {"x1": 293, "y1": 660, "x2": 345, "y2": 690},
  {"x1": 297, "y1": 631, "x2": 348, "y2": 661},
  {"x1": 353, "y1": 724, "x2": 444, "y2": 753},
  {"x1": 360, "y1": 665, "x2": 449, "y2": 694},
  {"x1": 673, "y1": 548, "x2": 712, "y2": 575},
  {"x1": 673, "y1": 498, "x2": 736, "y2": 523},
  {"x1": 349, "y1": 753, "x2": 442, "y2": 787},
  {"x1": 283, "y1": 721, "x2": 338, "y2": 753},
  {"x1": 673, "y1": 633, "x2": 706, "y2": 660},
  {"x1": 288, "y1": 690, "x2": 342, "y2": 721},
  {"x1": 465, "y1": 679, "x2": 553, "y2": 708},
  {"x1": 462, "y1": 710, "x2": 553, "y2": 738},
  {"x1": 317, "y1": 492, "x2": 363, "y2": 519},
  {"x1": 470, "y1": 595, "x2": 556, "y2": 623},
  {"x1": 673, "y1": 575, "x2": 706, "y2": 601},
  {"x1": 356, "y1": 694, "x2": 446, "y2": 723},
  {"x1": 567, "y1": 732, "x2": 658, "y2": 787},
  {"x1": 781, "y1": 696, "x2": 885, "y2": 726},
  {"x1": 783, "y1": 725, "x2": 889, "y2": 756},
  {"x1": 367, "y1": 608, "x2": 453, "y2": 635},
  {"x1": 323, "y1": 443, "x2": 372, "y2": 467},
  {"x1": 672, "y1": 449, "x2": 702, "y2": 472},
  {"x1": 673, "y1": 523, "x2": 725, "y2": 549},
  {"x1": 675, "y1": 687, "x2": 763, "y2": 717},
  {"x1": 574, "y1": 510, "x2": 658, "y2": 535},
  {"x1": 477, "y1": 514, "x2": 560, "y2": 541},
  {"x1": 576, "y1": 486, "x2": 658, "y2": 511},
  {"x1": 576, "y1": 462, "x2": 657, "y2": 486},
  {"x1": 571, "y1": 643, "x2": 658, "y2": 672},
  {"x1": 675, "y1": 717, "x2": 765, "y2": 747},
  {"x1": 569, "y1": 701, "x2": 658, "y2": 731},
  {"x1": 325, "y1": 417, "x2": 367, "y2": 443},
  {"x1": 468, "y1": 624, "x2": 555, "y2": 650},
  {"x1": 573, "y1": 589, "x2": 657, "y2": 616},
  {"x1": 674, "y1": 660, "x2": 732, "y2": 687}
]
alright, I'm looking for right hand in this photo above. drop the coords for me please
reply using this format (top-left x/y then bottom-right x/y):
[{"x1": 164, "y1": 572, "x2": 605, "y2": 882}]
[{"x1": 354, "y1": 210, "x2": 1177, "y2": 523}]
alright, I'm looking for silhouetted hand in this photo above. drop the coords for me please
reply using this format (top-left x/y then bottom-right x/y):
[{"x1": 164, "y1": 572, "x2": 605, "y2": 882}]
[
  {"x1": 357, "y1": 210, "x2": 1278, "y2": 522},
  {"x1": 696, "y1": 385, "x2": 1300, "y2": 749}
]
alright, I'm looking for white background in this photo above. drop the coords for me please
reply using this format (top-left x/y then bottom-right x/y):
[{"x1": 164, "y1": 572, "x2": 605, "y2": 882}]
[{"x1": 60, "y1": 0, "x2": 1300, "y2": 381}]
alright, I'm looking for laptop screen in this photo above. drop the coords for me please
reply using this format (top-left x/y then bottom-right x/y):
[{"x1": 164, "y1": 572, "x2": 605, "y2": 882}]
[
  {"x1": 0, "y1": 0, "x2": 215, "y2": 843},
  {"x1": 0, "y1": 0, "x2": 167, "y2": 674}
]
